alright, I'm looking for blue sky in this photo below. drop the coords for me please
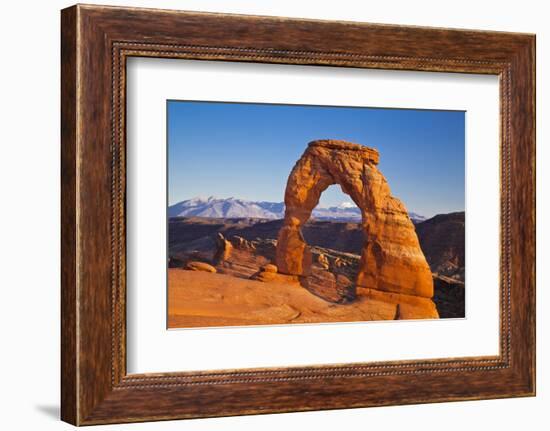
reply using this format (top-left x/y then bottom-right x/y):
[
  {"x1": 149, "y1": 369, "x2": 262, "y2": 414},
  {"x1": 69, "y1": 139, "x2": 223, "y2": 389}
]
[{"x1": 168, "y1": 100, "x2": 465, "y2": 217}]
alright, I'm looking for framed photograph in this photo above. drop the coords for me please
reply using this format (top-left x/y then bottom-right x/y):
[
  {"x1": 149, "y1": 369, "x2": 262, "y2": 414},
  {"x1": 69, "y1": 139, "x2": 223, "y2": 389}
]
[{"x1": 61, "y1": 4, "x2": 535, "y2": 425}]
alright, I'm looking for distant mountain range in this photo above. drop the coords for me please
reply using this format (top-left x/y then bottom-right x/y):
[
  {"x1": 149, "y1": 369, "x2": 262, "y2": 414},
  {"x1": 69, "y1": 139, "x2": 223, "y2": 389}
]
[{"x1": 168, "y1": 196, "x2": 427, "y2": 223}]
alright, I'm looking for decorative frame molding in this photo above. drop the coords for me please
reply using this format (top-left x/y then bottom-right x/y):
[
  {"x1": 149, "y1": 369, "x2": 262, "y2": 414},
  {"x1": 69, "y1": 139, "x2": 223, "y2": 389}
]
[{"x1": 61, "y1": 4, "x2": 535, "y2": 425}]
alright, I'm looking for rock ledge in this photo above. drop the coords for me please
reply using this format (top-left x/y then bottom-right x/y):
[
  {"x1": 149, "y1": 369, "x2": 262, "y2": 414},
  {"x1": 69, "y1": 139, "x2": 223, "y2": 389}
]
[{"x1": 308, "y1": 139, "x2": 379, "y2": 164}]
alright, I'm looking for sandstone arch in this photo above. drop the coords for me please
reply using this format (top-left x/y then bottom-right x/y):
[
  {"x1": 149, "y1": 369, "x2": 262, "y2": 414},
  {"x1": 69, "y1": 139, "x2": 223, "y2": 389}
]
[{"x1": 276, "y1": 139, "x2": 434, "y2": 299}]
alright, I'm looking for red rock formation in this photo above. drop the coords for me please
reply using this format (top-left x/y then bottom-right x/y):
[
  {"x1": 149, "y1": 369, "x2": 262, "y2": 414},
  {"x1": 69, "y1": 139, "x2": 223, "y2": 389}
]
[
  {"x1": 276, "y1": 139, "x2": 435, "y2": 303},
  {"x1": 186, "y1": 261, "x2": 217, "y2": 273}
]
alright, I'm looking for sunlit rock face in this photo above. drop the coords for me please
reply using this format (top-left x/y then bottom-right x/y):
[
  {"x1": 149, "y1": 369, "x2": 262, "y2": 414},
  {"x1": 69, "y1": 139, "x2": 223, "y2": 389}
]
[{"x1": 276, "y1": 139, "x2": 434, "y2": 300}]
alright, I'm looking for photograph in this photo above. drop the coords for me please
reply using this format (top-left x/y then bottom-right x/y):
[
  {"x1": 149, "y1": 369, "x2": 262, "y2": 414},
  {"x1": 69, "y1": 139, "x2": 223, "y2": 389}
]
[{"x1": 167, "y1": 100, "x2": 466, "y2": 328}]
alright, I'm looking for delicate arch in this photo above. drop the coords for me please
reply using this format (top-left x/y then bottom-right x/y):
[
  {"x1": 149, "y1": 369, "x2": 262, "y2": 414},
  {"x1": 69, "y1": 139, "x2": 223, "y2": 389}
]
[{"x1": 276, "y1": 140, "x2": 433, "y2": 299}]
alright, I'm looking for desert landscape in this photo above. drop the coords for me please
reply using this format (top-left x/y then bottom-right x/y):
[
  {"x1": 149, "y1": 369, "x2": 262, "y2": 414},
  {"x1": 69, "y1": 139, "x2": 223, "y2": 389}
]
[{"x1": 167, "y1": 140, "x2": 465, "y2": 328}]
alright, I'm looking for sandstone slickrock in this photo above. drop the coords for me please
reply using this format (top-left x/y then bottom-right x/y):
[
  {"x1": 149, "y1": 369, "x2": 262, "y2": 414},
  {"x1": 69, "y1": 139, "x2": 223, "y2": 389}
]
[
  {"x1": 168, "y1": 270, "x2": 399, "y2": 328},
  {"x1": 251, "y1": 270, "x2": 300, "y2": 284},
  {"x1": 186, "y1": 261, "x2": 217, "y2": 273},
  {"x1": 261, "y1": 264, "x2": 278, "y2": 273},
  {"x1": 360, "y1": 287, "x2": 439, "y2": 319},
  {"x1": 276, "y1": 139, "x2": 435, "y2": 301}
]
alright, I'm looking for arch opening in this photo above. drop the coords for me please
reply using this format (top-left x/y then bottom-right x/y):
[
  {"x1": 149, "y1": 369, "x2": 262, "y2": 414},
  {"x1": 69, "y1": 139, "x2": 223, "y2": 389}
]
[{"x1": 298, "y1": 184, "x2": 366, "y2": 303}]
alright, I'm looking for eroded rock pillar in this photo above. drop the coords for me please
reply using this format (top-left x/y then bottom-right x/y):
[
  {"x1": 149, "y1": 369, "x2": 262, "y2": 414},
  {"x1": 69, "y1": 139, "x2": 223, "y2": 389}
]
[{"x1": 275, "y1": 151, "x2": 334, "y2": 276}]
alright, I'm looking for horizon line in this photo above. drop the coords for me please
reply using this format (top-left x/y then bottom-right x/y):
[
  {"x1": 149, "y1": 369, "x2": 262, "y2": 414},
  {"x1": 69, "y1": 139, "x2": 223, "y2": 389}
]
[{"x1": 167, "y1": 195, "x2": 465, "y2": 217}]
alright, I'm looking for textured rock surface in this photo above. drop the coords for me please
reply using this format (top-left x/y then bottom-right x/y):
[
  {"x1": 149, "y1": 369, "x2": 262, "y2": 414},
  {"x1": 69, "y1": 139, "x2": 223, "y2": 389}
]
[
  {"x1": 168, "y1": 215, "x2": 462, "y2": 319},
  {"x1": 415, "y1": 212, "x2": 465, "y2": 281},
  {"x1": 214, "y1": 232, "x2": 233, "y2": 263},
  {"x1": 186, "y1": 261, "x2": 217, "y2": 273},
  {"x1": 358, "y1": 287, "x2": 439, "y2": 319},
  {"x1": 276, "y1": 139, "x2": 434, "y2": 299},
  {"x1": 168, "y1": 269, "x2": 398, "y2": 328},
  {"x1": 261, "y1": 264, "x2": 278, "y2": 273},
  {"x1": 433, "y1": 275, "x2": 465, "y2": 318},
  {"x1": 316, "y1": 253, "x2": 330, "y2": 269}
]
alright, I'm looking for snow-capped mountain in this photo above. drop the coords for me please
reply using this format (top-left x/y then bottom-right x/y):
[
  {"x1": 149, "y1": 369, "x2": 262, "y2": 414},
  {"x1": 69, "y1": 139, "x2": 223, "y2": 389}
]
[
  {"x1": 168, "y1": 196, "x2": 283, "y2": 219},
  {"x1": 310, "y1": 203, "x2": 361, "y2": 220},
  {"x1": 408, "y1": 212, "x2": 428, "y2": 224},
  {"x1": 169, "y1": 197, "x2": 425, "y2": 223}
]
